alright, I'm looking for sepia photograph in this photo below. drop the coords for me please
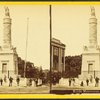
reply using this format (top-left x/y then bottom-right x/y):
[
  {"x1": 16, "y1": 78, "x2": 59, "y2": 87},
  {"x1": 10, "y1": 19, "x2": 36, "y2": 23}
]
[{"x1": 0, "y1": 3, "x2": 100, "y2": 96}]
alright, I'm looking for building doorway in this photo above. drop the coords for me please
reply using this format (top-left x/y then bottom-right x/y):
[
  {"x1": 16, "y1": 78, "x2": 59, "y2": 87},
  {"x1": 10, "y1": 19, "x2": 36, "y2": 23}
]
[{"x1": 2, "y1": 63, "x2": 7, "y2": 73}]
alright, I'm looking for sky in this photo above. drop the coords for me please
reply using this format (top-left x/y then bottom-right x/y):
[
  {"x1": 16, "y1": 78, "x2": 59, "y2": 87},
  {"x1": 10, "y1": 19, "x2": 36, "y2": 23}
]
[{"x1": 0, "y1": 5, "x2": 100, "y2": 69}]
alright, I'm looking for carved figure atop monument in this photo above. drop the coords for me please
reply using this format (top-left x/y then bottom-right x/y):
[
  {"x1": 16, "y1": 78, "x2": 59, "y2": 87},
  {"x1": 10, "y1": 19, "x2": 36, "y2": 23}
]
[
  {"x1": 90, "y1": 6, "x2": 95, "y2": 16},
  {"x1": 4, "y1": 6, "x2": 10, "y2": 17}
]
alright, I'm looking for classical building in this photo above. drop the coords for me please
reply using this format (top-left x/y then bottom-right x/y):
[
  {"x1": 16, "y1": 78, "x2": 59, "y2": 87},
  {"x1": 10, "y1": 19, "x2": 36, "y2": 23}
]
[
  {"x1": 81, "y1": 6, "x2": 100, "y2": 79},
  {"x1": 51, "y1": 38, "x2": 65, "y2": 73},
  {"x1": 0, "y1": 7, "x2": 18, "y2": 78}
]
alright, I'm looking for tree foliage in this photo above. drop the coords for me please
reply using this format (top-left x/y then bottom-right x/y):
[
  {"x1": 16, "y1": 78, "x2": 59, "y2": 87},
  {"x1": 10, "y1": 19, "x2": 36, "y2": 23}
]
[
  {"x1": 18, "y1": 57, "x2": 25, "y2": 77},
  {"x1": 65, "y1": 55, "x2": 82, "y2": 78},
  {"x1": 18, "y1": 56, "x2": 49, "y2": 84}
]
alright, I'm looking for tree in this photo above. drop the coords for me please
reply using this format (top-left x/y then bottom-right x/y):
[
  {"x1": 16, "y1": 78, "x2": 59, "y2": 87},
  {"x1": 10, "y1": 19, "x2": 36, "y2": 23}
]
[
  {"x1": 65, "y1": 55, "x2": 82, "y2": 78},
  {"x1": 18, "y1": 56, "x2": 35, "y2": 78},
  {"x1": 18, "y1": 57, "x2": 25, "y2": 77},
  {"x1": 25, "y1": 61, "x2": 34, "y2": 78},
  {"x1": 17, "y1": 56, "x2": 49, "y2": 83},
  {"x1": 50, "y1": 71, "x2": 62, "y2": 85}
]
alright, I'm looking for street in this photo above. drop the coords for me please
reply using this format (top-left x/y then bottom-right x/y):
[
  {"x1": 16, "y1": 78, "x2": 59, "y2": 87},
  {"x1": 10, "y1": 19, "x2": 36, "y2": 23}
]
[
  {"x1": 1, "y1": 83, "x2": 100, "y2": 94},
  {"x1": 0, "y1": 85, "x2": 50, "y2": 94}
]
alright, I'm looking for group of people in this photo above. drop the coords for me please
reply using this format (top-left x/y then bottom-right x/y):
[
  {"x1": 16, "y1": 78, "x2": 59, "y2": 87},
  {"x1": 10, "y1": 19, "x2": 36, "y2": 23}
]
[
  {"x1": 81, "y1": 76, "x2": 100, "y2": 87},
  {"x1": 68, "y1": 78, "x2": 75, "y2": 86},
  {"x1": 0, "y1": 76, "x2": 42, "y2": 87},
  {"x1": 80, "y1": 76, "x2": 99, "y2": 87},
  {"x1": 27, "y1": 78, "x2": 39, "y2": 87},
  {"x1": 0, "y1": 76, "x2": 20, "y2": 87},
  {"x1": 68, "y1": 76, "x2": 100, "y2": 87}
]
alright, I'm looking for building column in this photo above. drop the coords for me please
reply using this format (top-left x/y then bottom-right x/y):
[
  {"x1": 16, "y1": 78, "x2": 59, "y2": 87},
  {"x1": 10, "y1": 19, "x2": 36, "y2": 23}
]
[
  {"x1": 51, "y1": 45, "x2": 53, "y2": 72},
  {"x1": 58, "y1": 47, "x2": 61, "y2": 72},
  {"x1": 63, "y1": 49, "x2": 65, "y2": 72}
]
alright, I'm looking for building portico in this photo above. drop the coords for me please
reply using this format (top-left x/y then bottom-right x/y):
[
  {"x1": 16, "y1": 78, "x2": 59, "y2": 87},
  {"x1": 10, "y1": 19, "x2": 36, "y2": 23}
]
[{"x1": 51, "y1": 38, "x2": 65, "y2": 73}]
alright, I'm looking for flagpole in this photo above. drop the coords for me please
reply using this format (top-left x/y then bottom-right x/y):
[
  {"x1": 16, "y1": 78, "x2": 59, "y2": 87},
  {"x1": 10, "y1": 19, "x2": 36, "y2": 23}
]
[
  {"x1": 24, "y1": 18, "x2": 29, "y2": 78},
  {"x1": 49, "y1": 5, "x2": 52, "y2": 93}
]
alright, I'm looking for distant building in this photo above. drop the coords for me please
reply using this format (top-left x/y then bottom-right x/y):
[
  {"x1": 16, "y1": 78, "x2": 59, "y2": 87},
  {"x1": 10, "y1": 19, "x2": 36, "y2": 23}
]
[
  {"x1": 0, "y1": 7, "x2": 18, "y2": 78},
  {"x1": 51, "y1": 38, "x2": 65, "y2": 73}
]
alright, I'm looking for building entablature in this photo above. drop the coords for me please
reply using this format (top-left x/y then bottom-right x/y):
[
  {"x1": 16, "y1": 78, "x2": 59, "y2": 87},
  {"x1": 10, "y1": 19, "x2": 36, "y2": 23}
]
[
  {"x1": 51, "y1": 42, "x2": 65, "y2": 49},
  {"x1": 82, "y1": 52, "x2": 100, "y2": 55},
  {"x1": 51, "y1": 38, "x2": 66, "y2": 49}
]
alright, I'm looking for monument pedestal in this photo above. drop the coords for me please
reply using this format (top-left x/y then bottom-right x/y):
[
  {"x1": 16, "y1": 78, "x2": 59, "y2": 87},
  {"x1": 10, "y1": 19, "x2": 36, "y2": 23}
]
[{"x1": 0, "y1": 47, "x2": 18, "y2": 79}]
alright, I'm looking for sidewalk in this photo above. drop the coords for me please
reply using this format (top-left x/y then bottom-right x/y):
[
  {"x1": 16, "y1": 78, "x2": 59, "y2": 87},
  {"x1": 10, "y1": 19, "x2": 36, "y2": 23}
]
[{"x1": 0, "y1": 85, "x2": 50, "y2": 94}]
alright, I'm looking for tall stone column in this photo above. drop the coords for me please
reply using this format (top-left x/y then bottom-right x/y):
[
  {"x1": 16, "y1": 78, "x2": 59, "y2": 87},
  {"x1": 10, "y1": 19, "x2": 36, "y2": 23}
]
[
  {"x1": 3, "y1": 7, "x2": 12, "y2": 48},
  {"x1": 89, "y1": 6, "x2": 97, "y2": 48}
]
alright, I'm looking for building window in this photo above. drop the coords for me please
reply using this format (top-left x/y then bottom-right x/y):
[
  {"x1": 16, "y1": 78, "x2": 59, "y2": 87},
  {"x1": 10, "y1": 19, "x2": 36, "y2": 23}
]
[
  {"x1": 88, "y1": 63, "x2": 93, "y2": 73},
  {"x1": 2, "y1": 63, "x2": 7, "y2": 73}
]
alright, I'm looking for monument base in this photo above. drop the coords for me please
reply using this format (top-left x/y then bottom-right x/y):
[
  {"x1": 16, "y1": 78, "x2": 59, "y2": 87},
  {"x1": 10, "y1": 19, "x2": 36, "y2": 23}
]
[{"x1": 79, "y1": 71, "x2": 100, "y2": 80}]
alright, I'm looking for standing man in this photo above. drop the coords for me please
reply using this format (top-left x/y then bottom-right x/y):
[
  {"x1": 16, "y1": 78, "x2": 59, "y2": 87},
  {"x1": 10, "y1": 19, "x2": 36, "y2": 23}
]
[
  {"x1": 69, "y1": 78, "x2": 71, "y2": 86},
  {"x1": 0, "y1": 78, "x2": 3, "y2": 86},
  {"x1": 16, "y1": 76, "x2": 20, "y2": 86},
  {"x1": 86, "y1": 79, "x2": 89, "y2": 86},
  {"x1": 95, "y1": 77, "x2": 99, "y2": 87},
  {"x1": 9, "y1": 76, "x2": 13, "y2": 87}
]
